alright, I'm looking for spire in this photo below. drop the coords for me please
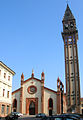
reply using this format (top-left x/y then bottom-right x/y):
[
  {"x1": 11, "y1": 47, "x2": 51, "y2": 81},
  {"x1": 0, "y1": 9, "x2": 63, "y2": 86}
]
[
  {"x1": 63, "y1": 4, "x2": 75, "y2": 21},
  {"x1": 31, "y1": 69, "x2": 34, "y2": 78},
  {"x1": 58, "y1": 77, "x2": 59, "y2": 80},
  {"x1": 57, "y1": 77, "x2": 60, "y2": 81},
  {"x1": 21, "y1": 72, "x2": 24, "y2": 85},
  {"x1": 41, "y1": 71, "x2": 45, "y2": 80},
  {"x1": 21, "y1": 73, "x2": 24, "y2": 81}
]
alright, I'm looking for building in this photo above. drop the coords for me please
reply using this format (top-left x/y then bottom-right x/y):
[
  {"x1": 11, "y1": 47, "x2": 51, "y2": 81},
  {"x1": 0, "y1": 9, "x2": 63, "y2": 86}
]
[
  {"x1": 0, "y1": 61, "x2": 15, "y2": 117},
  {"x1": 62, "y1": 4, "x2": 81, "y2": 113},
  {"x1": 80, "y1": 98, "x2": 83, "y2": 114},
  {"x1": 12, "y1": 71, "x2": 66, "y2": 116}
]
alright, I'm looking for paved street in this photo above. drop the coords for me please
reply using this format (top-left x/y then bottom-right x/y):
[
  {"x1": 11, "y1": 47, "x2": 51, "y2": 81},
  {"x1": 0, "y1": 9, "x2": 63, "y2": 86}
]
[
  {"x1": 18, "y1": 117, "x2": 48, "y2": 120},
  {"x1": 19, "y1": 117, "x2": 38, "y2": 120},
  {"x1": 1, "y1": 117, "x2": 46, "y2": 120}
]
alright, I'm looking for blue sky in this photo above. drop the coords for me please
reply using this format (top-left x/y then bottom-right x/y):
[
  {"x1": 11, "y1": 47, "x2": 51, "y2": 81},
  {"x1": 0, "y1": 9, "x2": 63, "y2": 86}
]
[{"x1": 0, "y1": 0, "x2": 83, "y2": 97}]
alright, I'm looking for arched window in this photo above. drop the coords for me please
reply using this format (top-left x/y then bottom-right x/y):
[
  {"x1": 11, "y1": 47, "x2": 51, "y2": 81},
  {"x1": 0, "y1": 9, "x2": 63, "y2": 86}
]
[
  {"x1": 49, "y1": 98, "x2": 53, "y2": 108},
  {"x1": 13, "y1": 99, "x2": 17, "y2": 108},
  {"x1": 48, "y1": 98, "x2": 53, "y2": 116}
]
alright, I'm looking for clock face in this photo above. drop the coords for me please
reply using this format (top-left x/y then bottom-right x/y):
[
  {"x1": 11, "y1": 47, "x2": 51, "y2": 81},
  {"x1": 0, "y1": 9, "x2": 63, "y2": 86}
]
[
  {"x1": 64, "y1": 21, "x2": 74, "y2": 30},
  {"x1": 70, "y1": 23, "x2": 74, "y2": 28},
  {"x1": 70, "y1": 22, "x2": 74, "y2": 28},
  {"x1": 64, "y1": 24, "x2": 68, "y2": 29}
]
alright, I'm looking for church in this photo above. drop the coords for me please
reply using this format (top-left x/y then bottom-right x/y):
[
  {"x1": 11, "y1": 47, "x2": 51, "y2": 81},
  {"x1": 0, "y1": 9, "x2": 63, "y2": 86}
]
[{"x1": 12, "y1": 71, "x2": 66, "y2": 115}]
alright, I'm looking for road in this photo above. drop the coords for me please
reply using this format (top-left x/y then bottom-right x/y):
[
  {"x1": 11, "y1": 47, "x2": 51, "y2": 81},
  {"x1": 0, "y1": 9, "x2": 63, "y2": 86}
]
[
  {"x1": 1, "y1": 117, "x2": 48, "y2": 120},
  {"x1": 19, "y1": 117, "x2": 39, "y2": 120},
  {"x1": 18, "y1": 117, "x2": 48, "y2": 120}
]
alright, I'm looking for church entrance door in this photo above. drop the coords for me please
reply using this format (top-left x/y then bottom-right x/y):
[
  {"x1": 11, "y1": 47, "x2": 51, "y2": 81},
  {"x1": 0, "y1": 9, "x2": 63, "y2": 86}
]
[
  {"x1": 49, "y1": 109, "x2": 52, "y2": 116},
  {"x1": 26, "y1": 98, "x2": 38, "y2": 115},
  {"x1": 13, "y1": 109, "x2": 16, "y2": 112},
  {"x1": 29, "y1": 101, "x2": 35, "y2": 115}
]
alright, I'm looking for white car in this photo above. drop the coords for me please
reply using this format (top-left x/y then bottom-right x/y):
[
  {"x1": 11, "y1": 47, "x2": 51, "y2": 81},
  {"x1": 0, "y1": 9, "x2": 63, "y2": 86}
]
[{"x1": 14, "y1": 112, "x2": 23, "y2": 117}]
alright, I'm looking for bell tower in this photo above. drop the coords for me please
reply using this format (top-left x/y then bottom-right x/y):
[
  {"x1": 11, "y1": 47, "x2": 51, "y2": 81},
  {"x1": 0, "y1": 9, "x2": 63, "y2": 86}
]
[{"x1": 62, "y1": 4, "x2": 80, "y2": 113}]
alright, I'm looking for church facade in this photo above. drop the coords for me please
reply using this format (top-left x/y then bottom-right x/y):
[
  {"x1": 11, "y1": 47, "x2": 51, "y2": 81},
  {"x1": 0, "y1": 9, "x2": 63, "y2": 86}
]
[{"x1": 12, "y1": 72, "x2": 67, "y2": 116}]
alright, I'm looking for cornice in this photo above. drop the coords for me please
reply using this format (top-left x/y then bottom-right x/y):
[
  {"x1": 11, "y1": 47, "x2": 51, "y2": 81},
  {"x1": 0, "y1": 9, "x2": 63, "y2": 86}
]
[{"x1": 0, "y1": 61, "x2": 15, "y2": 75}]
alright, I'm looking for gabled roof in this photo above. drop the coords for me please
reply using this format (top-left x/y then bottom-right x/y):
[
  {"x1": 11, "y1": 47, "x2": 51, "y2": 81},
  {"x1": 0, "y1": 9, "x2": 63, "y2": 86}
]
[
  {"x1": 12, "y1": 77, "x2": 58, "y2": 94},
  {"x1": 12, "y1": 88, "x2": 21, "y2": 95},
  {"x1": 63, "y1": 4, "x2": 75, "y2": 21},
  {"x1": 23, "y1": 77, "x2": 41, "y2": 84},
  {"x1": 44, "y1": 87, "x2": 57, "y2": 94},
  {"x1": 12, "y1": 77, "x2": 41, "y2": 93},
  {"x1": 12, "y1": 86, "x2": 57, "y2": 95},
  {"x1": 0, "y1": 61, "x2": 15, "y2": 75}
]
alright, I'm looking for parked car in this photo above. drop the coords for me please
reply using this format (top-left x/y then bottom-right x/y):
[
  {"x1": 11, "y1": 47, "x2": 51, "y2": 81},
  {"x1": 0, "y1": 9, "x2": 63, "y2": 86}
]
[
  {"x1": 5, "y1": 112, "x2": 23, "y2": 120},
  {"x1": 36, "y1": 113, "x2": 46, "y2": 118},
  {"x1": 14, "y1": 112, "x2": 23, "y2": 117},
  {"x1": 61, "y1": 113, "x2": 83, "y2": 120},
  {"x1": 46, "y1": 113, "x2": 83, "y2": 120}
]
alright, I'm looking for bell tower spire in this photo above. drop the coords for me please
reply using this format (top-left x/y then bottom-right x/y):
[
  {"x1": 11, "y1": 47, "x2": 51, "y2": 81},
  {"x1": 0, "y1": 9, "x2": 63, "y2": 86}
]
[
  {"x1": 62, "y1": 5, "x2": 80, "y2": 113},
  {"x1": 63, "y1": 4, "x2": 75, "y2": 21}
]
